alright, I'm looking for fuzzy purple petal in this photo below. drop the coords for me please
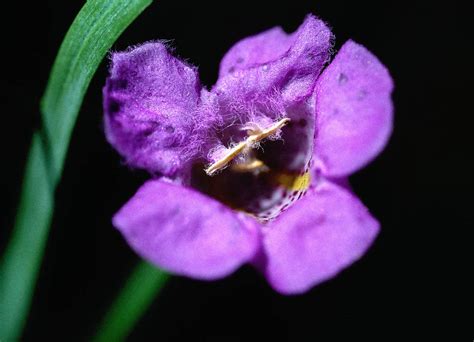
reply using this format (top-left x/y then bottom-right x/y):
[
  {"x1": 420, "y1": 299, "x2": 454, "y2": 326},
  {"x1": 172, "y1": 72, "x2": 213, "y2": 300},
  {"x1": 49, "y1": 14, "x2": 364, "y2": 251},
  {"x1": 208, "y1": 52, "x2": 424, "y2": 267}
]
[
  {"x1": 113, "y1": 180, "x2": 260, "y2": 279},
  {"x1": 214, "y1": 15, "x2": 333, "y2": 124},
  {"x1": 314, "y1": 40, "x2": 394, "y2": 177},
  {"x1": 104, "y1": 42, "x2": 220, "y2": 178},
  {"x1": 218, "y1": 27, "x2": 292, "y2": 77},
  {"x1": 262, "y1": 180, "x2": 380, "y2": 294}
]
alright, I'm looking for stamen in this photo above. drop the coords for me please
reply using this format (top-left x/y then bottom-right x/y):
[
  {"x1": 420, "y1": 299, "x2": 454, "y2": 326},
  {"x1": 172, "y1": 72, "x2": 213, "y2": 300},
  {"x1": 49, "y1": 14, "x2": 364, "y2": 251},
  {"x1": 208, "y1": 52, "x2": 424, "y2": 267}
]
[
  {"x1": 231, "y1": 159, "x2": 270, "y2": 173},
  {"x1": 205, "y1": 118, "x2": 290, "y2": 175}
]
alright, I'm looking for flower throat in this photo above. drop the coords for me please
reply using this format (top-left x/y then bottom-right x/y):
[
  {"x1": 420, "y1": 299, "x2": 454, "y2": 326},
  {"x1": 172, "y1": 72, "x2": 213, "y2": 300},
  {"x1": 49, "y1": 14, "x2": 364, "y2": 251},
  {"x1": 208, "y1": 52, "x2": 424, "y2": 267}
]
[{"x1": 191, "y1": 117, "x2": 312, "y2": 222}]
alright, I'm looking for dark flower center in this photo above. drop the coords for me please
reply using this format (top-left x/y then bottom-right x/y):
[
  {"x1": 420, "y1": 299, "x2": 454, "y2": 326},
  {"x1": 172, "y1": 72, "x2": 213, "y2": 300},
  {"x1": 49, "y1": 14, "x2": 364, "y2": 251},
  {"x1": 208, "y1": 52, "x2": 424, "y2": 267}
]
[{"x1": 191, "y1": 104, "x2": 314, "y2": 222}]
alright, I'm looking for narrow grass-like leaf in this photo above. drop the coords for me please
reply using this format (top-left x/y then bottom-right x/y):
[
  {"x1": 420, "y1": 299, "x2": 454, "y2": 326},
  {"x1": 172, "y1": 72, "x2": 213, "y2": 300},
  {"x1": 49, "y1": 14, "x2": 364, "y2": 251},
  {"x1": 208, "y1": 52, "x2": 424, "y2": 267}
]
[
  {"x1": 0, "y1": 134, "x2": 54, "y2": 339},
  {"x1": 93, "y1": 262, "x2": 169, "y2": 342},
  {"x1": 0, "y1": 0, "x2": 152, "y2": 340},
  {"x1": 42, "y1": 0, "x2": 152, "y2": 182}
]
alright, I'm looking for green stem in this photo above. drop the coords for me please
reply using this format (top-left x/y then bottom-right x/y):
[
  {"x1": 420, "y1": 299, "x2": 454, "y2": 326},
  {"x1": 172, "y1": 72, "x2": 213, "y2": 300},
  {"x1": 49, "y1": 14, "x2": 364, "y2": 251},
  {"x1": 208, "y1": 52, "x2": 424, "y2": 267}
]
[
  {"x1": 93, "y1": 262, "x2": 169, "y2": 342},
  {"x1": 0, "y1": 1, "x2": 152, "y2": 340}
]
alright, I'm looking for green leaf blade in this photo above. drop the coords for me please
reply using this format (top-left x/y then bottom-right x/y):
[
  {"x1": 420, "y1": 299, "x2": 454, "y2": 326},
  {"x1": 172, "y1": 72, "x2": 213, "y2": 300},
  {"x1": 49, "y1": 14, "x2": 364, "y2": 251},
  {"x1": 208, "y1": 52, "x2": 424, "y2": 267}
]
[
  {"x1": 41, "y1": 0, "x2": 153, "y2": 182},
  {"x1": 1, "y1": 0, "x2": 152, "y2": 340},
  {"x1": 0, "y1": 134, "x2": 54, "y2": 340}
]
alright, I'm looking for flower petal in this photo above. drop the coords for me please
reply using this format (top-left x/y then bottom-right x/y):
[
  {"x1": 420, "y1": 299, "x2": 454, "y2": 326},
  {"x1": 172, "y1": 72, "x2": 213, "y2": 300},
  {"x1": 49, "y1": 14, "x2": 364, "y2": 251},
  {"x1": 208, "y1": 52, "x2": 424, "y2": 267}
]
[
  {"x1": 214, "y1": 15, "x2": 333, "y2": 123},
  {"x1": 262, "y1": 180, "x2": 380, "y2": 294},
  {"x1": 218, "y1": 27, "x2": 292, "y2": 77},
  {"x1": 113, "y1": 180, "x2": 259, "y2": 279},
  {"x1": 104, "y1": 42, "x2": 220, "y2": 178},
  {"x1": 314, "y1": 40, "x2": 394, "y2": 177}
]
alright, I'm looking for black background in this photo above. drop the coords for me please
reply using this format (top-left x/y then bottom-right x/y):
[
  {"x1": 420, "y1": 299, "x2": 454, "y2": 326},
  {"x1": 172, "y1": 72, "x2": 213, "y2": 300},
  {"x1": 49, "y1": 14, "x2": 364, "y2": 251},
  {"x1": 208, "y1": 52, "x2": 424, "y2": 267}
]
[{"x1": 1, "y1": 0, "x2": 471, "y2": 340}]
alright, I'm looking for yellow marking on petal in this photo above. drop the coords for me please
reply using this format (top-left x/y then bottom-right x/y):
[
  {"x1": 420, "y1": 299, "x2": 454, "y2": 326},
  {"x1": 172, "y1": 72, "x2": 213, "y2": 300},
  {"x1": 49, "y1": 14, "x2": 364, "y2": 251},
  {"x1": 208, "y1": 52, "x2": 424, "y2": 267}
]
[
  {"x1": 273, "y1": 171, "x2": 311, "y2": 191},
  {"x1": 205, "y1": 118, "x2": 290, "y2": 176}
]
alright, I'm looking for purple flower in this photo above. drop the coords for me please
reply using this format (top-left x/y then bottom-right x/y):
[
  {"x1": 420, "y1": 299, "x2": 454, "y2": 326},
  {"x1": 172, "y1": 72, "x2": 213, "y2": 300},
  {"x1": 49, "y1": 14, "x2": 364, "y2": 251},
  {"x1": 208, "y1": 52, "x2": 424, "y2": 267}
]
[{"x1": 103, "y1": 15, "x2": 393, "y2": 294}]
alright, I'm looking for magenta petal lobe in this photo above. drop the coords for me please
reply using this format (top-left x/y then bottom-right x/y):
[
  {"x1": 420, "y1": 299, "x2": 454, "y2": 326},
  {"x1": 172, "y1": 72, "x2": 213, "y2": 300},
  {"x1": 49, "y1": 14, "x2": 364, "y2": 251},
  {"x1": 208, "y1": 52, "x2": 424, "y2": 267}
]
[
  {"x1": 214, "y1": 15, "x2": 334, "y2": 124},
  {"x1": 113, "y1": 180, "x2": 259, "y2": 280},
  {"x1": 104, "y1": 42, "x2": 220, "y2": 178},
  {"x1": 218, "y1": 26, "x2": 292, "y2": 78},
  {"x1": 314, "y1": 40, "x2": 394, "y2": 177},
  {"x1": 262, "y1": 180, "x2": 380, "y2": 294}
]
